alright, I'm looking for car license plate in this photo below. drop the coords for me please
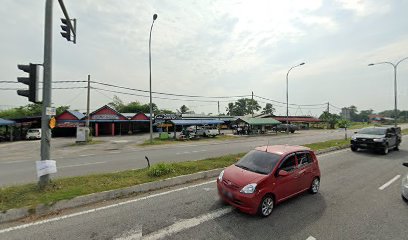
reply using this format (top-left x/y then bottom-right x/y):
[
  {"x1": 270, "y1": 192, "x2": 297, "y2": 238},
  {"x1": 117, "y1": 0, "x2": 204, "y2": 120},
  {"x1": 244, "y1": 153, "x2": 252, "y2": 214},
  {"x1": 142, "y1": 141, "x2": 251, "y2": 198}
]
[
  {"x1": 222, "y1": 189, "x2": 233, "y2": 199},
  {"x1": 360, "y1": 144, "x2": 367, "y2": 147}
]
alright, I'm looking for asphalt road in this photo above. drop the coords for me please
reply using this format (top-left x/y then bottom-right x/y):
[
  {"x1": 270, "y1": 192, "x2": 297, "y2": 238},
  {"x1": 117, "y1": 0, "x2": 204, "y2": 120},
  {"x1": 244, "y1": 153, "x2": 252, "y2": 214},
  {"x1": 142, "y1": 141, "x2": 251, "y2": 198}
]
[
  {"x1": 0, "y1": 129, "x2": 359, "y2": 186},
  {"x1": 1, "y1": 138, "x2": 407, "y2": 240}
]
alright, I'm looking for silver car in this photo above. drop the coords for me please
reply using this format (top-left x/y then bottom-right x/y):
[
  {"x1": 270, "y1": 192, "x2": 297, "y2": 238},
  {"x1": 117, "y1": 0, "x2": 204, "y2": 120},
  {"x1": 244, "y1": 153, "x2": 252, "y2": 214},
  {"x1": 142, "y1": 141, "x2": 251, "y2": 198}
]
[{"x1": 402, "y1": 162, "x2": 408, "y2": 202}]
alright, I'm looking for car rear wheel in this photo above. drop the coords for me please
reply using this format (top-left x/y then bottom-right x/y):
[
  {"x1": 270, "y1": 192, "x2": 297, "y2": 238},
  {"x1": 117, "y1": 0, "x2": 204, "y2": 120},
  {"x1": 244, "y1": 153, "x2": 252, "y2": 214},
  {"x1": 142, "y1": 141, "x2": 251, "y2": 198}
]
[
  {"x1": 258, "y1": 195, "x2": 274, "y2": 217},
  {"x1": 309, "y1": 177, "x2": 320, "y2": 194},
  {"x1": 394, "y1": 144, "x2": 400, "y2": 151}
]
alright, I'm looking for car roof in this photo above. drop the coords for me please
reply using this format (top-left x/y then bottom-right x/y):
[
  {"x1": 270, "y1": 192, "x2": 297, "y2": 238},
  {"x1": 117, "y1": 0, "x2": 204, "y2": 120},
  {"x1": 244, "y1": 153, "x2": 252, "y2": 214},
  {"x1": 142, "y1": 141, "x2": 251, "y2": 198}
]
[{"x1": 255, "y1": 145, "x2": 311, "y2": 155}]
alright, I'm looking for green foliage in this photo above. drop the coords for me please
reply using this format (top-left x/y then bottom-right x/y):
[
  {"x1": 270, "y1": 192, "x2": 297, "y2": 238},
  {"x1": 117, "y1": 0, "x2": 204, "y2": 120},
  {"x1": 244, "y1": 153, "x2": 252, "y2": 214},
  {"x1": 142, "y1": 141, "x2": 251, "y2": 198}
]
[
  {"x1": 0, "y1": 104, "x2": 69, "y2": 119},
  {"x1": 261, "y1": 103, "x2": 275, "y2": 115},
  {"x1": 147, "y1": 163, "x2": 175, "y2": 177},
  {"x1": 337, "y1": 119, "x2": 351, "y2": 129},
  {"x1": 226, "y1": 98, "x2": 261, "y2": 116},
  {"x1": 108, "y1": 95, "x2": 163, "y2": 114},
  {"x1": 180, "y1": 105, "x2": 189, "y2": 114},
  {"x1": 319, "y1": 111, "x2": 340, "y2": 129}
]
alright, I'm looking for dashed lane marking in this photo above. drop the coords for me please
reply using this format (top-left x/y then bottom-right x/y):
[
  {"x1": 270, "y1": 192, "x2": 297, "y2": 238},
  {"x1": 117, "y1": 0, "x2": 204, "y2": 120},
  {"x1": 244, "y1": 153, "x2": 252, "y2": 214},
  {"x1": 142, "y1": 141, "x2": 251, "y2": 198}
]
[{"x1": 59, "y1": 161, "x2": 106, "y2": 168}]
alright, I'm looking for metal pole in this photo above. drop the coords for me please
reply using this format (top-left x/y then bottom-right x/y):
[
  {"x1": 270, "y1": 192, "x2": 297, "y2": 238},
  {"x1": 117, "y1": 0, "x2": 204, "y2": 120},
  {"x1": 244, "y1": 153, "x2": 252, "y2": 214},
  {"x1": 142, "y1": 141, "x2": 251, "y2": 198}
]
[
  {"x1": 286, "y1": 70, "x2": 290, "y2": 134},
  {"x1": 394, "y1": 66, "x2": 397, "y2": 127},
  {"x1": 251, "y1": 91, "x2": 254, "y2": 117},
  {"x1": 39, "y1": 0, "x2": 53, "y2": 189},
  {"x1": 149, "y1": 14, "x2": 157, "y2": 144},
  {"x1": 86, "y1": 75, "x2": 90, "y2": 128}
]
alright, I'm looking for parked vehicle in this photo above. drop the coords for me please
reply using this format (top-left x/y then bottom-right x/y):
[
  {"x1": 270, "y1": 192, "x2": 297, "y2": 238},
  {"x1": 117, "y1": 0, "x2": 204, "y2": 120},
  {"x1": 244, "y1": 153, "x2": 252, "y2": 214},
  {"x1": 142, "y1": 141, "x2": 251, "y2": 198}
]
[
  {"x1": 187, "y1": 125, "x2": 219, "y2": 137},
  {"x1": 402, "y1": 162, "x2": 408, "y2": 202},
  {"x1": 350, "y1": 126, "x2": 401, "y2": 154},
  {"x1": 26, "y1": 128, "x2": 42, "y2": 140},
  {"x1": 217, "y1": 145, "x2": 321, "y2": 217},
  {"x1": 274, "y1": 124, "x2": 299, "y2": 133}
]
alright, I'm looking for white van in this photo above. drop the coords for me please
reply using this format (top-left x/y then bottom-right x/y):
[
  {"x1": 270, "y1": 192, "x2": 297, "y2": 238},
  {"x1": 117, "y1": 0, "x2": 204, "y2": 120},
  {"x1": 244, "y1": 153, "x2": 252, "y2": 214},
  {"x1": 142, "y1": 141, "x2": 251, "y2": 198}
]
[{"x1": 26, "y1": 128, "x2": 42, "y2": 140}]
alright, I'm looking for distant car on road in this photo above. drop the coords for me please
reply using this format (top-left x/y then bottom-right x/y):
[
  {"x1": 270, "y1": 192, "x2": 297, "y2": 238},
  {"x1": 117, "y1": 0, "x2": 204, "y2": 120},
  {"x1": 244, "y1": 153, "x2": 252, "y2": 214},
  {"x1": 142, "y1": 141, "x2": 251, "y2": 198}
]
[
  {"x1": 217, "y1": 145, "x2": 321, "y2": 217},
  {"x1": 274, "y1": 124, "x2": 299, "y2": 133},
  {"x1": 26, "y1": 128, "x2": 42, "y2": 140},
  {"x1": 350, "y1": 126, "x2": 401, "y2": 154},
  {"x1": 402, "y1": 162, "x2": 408, "y2": 202}
]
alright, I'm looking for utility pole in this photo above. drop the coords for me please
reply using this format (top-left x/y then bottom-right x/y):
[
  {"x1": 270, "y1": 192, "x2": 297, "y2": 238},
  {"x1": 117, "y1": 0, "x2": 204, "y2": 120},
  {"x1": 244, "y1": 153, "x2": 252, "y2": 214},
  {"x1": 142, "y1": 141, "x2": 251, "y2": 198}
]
[
  {"x1": 86, "y1": 75, "x2": 91, "y2": 139},
  {"x1": 327, "y1": 102, "x2": 330, "y2": 113},
  {"x1": 39, "y1": 0, "x2": 53, "y2": 189},
  {"x1": 251, "y1": 91, "x2": 254, "y2": 117},
  {"x1": 217, "y1": 101, "x2": 220, "y2": 117}
]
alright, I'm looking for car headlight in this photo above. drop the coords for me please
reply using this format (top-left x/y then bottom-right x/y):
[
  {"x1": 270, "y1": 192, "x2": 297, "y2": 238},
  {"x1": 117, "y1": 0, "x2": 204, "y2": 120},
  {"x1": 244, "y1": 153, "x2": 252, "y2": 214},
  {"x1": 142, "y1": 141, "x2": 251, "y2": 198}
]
[
  {"x1": 373, "y1": 138, "x2": 384, "y2": 142},
  {"x1": 351, "y1": 136, "x2": 357, "y2": 140},
  {"x1": 218, "y1": 170, "x2": 224, "y2": 181},
  {"x1": 240, "y1": 183, "x2": 257, "y2": 194}
]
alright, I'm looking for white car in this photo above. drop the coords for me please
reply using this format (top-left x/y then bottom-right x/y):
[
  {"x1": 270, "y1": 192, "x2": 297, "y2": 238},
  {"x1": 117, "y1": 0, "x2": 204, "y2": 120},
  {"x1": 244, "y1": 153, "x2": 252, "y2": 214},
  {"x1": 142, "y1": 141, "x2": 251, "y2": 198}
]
[
  {"x1": 402, "y1": 162, "x2": 408, "y2": 202},
  {"x1": 26, "y1": 128, "x2": 42, "y2": 140}
]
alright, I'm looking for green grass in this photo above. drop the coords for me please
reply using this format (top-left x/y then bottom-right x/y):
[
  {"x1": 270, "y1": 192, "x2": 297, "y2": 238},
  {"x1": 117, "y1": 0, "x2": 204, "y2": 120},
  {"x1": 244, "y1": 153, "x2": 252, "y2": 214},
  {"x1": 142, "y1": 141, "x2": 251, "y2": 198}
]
[
  {"x1": 0, "y1": 153, "x2": 245, "y2": 212},
  {"x1": 304, "y1": 138, "x2": 350, "y2": 151},
  {"x1": 347, "y1": 122, "x2": 378, "y2": 130},
  {"x1": 402, "y1": 128, "x2": 408, "y2": 135}
]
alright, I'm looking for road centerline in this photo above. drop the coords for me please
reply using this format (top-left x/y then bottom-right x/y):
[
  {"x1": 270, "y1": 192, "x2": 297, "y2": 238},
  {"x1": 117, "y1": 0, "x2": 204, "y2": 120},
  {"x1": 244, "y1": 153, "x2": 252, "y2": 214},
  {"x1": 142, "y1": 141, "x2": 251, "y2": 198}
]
[{"x1": 378, "y1": 175, "x2": 401, "y2": 190}]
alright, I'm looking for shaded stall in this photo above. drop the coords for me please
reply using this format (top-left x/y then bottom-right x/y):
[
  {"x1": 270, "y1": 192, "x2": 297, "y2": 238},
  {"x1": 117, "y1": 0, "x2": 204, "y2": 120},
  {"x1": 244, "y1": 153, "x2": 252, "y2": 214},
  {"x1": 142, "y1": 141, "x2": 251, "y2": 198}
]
[
  {"x1": 235, "y1": 117, "x2": 281, "y2": 134},
  {"x1": 169, "y1": 119, "x2": 224, "y2": 139},
  {"x1": 264, "y1": 116, "x2": 321, "y2": 129},
  {"x1": 0, "y1": 118, "x2": 16, "y2": 141},
  {"x1": 54, "y1": 110, "x2": 85, "y2": 137}
]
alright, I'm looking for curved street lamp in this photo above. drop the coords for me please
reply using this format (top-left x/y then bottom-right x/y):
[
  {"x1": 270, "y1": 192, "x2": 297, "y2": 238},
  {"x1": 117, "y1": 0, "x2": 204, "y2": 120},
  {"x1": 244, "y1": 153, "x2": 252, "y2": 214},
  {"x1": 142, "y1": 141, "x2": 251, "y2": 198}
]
[
  {"x1": 286, "y1": 62, "x2": 305, "y2": 134},
  {"x1": 149, "y1": 14, "x2": 158, "y2": 143},
  {"x1": 368, "y1": 56, "x2": 408, "y2": 127}
]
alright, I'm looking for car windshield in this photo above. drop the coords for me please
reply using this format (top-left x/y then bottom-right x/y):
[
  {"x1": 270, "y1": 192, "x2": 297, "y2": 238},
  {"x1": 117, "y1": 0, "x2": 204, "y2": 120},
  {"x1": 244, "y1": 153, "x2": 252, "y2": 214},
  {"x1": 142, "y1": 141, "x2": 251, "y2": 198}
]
[
  {"x1": 358, "y1": 128, "x2": 386, "y2": 135},
  {"x1": 235, "y1": 150, "x2": 281, "y2": 175}
]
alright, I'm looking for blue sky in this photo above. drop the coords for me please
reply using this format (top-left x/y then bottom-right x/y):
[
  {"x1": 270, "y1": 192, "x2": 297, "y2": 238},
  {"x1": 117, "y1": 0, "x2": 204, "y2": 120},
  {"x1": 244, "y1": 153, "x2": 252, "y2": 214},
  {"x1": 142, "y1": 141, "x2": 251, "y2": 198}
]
[{"x1": 1, "y1": 0, "x2": 408, "y2": 116}]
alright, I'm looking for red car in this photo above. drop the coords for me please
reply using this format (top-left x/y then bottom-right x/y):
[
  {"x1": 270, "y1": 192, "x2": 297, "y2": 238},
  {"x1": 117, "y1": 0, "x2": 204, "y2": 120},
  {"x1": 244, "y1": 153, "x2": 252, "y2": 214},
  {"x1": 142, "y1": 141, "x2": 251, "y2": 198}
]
[{"x1": 217, "y1": 145, "x2": 321, "y2": 217}]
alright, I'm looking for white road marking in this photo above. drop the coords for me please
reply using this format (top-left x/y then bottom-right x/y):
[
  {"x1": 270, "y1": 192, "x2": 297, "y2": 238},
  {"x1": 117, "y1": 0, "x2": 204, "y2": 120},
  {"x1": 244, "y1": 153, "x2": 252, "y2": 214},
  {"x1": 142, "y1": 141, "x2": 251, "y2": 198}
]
[
  {"x1": 59, "y1": 161, "x2": 106, "y2": 168},
  {"x1": 379, "y1": 175, "x2": 401, "y2": 190},
  {"x1": 0, "y1": 180, "x2": 215, "y2": 234},
  {"x1": 138, "y1": 207, "x2": 232, "y2": 240},
  {"x1": 110, "y1": 151, "x2": 121, "y2": 154},
  {"x1": 79, "y1": 154, "x2": 96, "y2": 157},
  {"x1": 1, "y1": 160, "x2": 31, "y2": 164},
  {"x1": 306, "y1": 236, "x2": 317, "y2": 240}
]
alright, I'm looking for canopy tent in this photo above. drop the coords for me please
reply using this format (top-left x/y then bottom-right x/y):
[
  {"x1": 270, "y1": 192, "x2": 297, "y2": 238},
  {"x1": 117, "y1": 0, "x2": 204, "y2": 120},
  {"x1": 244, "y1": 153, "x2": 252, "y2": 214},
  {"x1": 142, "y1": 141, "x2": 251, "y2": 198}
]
[{"x1": 236, "y1": 117, "x2": 281, "y2": 126}]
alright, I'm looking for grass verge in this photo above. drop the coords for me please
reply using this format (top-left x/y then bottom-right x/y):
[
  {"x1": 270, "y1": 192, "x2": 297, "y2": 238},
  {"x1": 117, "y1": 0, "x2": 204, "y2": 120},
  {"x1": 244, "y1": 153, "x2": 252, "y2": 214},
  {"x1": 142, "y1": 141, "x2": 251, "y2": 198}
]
[
  {"x1": 0, "y1": 153, "x2": 244, "y2": 212},
  {"x1": 304, "y1": 138, "x2": 350, "y2": 151},
  {"x1": 139, "y1": 134, "x2": 238, "y2": 146},
  {"x1": 402, "y1": 128, "x2": 408, "y2": 135}
]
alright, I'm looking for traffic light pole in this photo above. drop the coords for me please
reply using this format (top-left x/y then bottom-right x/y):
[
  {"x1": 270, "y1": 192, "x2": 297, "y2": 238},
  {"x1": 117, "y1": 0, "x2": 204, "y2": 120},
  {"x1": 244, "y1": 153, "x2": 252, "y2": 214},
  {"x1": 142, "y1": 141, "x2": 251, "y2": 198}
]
[{"x1": 39, "y1": 0, "x2": 54, "y2": 189}]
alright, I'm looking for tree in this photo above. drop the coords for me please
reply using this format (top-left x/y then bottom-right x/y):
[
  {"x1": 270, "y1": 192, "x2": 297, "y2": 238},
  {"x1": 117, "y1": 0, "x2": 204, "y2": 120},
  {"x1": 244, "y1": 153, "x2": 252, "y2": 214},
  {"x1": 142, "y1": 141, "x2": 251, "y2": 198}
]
[
  {"x1": 226, "y1": 98, "x2": 261, "y2": 116},
  {"x1": 358, "y1": 109, "x2": 374, "y2": 122},
  {"x1": 261, "y1": 103, "x2": 275, "y2": 115},
  {"x1": 108, "y1": 96, "x2": 125, "y2": 111},
  {"x1": 0, "y1": 104, "x2": 69, "y2": 119},
  {"x1": 319, "y1": 111, "x2": 339, "y2": 129},
  {"x1": 180, "y1": 105, "x2": 189, "y2": 114}
]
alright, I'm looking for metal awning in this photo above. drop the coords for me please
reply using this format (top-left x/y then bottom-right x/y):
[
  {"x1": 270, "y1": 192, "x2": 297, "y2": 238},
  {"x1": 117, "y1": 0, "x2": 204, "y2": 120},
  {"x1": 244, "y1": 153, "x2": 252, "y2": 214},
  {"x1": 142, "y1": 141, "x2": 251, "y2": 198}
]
[
  {"x1": 170, "y1": 119, "x2": 224, "y2": 126},
  {"x1": 0, "y1": 118, "x2": 16, "y2": 126}
]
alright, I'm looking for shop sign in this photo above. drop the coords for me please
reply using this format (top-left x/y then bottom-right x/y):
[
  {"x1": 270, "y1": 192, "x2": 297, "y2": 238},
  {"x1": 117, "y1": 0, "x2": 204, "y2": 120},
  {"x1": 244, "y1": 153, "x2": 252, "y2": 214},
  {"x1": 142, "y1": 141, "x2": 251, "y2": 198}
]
[
  {"x1": 155, "y1": 114, "x2": 181, "y2": 120},
  {"x1": 92, "y1": 114, "x2": 119, "y2": 120}
]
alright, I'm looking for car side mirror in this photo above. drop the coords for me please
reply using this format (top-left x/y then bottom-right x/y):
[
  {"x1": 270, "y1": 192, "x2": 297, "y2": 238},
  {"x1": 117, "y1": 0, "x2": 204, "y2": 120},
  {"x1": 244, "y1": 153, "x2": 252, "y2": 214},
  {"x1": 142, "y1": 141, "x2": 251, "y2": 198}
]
[
  {"x1": 403, "y1": 163, "x2": 408, "y2": 167},
  {"x1": 278, "y1": 170, "x2": 289, "y2": 177}
]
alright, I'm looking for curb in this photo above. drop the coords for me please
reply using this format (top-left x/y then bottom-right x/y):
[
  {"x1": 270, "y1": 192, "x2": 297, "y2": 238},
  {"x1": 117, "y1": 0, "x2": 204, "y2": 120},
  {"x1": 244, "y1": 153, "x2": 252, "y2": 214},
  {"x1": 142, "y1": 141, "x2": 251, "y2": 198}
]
[{"x1": 0, "y1": 145, "x2": 350, "y2": 224}]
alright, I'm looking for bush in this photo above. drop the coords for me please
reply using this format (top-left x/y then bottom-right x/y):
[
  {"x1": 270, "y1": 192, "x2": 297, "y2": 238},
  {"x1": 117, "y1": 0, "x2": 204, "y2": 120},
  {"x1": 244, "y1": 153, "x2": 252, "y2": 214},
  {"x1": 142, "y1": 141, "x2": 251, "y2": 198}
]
[{"x1": 147, "y1": 163, "x2": 175, "y2": 177}]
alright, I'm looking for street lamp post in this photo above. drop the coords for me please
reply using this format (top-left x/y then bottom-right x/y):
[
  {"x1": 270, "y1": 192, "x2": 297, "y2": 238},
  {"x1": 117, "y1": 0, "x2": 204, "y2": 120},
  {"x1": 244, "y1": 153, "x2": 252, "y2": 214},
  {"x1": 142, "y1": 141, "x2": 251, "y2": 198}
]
[
  {"x1": 286, "y1": 62, "x2": 305, "y2": 134},
  {"x1": 368, "y1": 56, "x2": 408, "y2": 127},
  {"x1": 149, "y1": 14, "x2": 158, "y2": 144}
]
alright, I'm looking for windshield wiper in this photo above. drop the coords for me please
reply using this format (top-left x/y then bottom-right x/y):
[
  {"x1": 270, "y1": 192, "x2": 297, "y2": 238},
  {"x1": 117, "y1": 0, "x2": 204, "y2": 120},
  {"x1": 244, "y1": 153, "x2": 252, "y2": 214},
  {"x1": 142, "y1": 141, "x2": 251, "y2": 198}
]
[{"x1": 235, "y1": 164, "x2": 251, "y2": 171}]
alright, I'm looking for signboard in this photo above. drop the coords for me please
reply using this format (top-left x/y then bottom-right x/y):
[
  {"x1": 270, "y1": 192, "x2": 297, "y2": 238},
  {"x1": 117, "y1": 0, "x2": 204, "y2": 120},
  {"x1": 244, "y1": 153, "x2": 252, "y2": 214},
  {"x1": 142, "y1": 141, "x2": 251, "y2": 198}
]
[
  {"x1": 46, "y1": 107, "x2": 56, "y2": 116},
  {"x1": 49, "y1": 117, "x2": 56, "y2": 129},
  {"x1": 155, "y1": 114, "x2": 181, "y2": 120},
  {"x1": 76, "y1": 127, "x2": 89, "y2": 142},
  {"x1": 57, "y1": 122, "x2": 85, "y2": 128},
  {"x1": 36, "y1": 160, "x2": 57, "y2": 178},
  {"x1": 92, "y1": 114, "x2": 119, "y2": 120}
]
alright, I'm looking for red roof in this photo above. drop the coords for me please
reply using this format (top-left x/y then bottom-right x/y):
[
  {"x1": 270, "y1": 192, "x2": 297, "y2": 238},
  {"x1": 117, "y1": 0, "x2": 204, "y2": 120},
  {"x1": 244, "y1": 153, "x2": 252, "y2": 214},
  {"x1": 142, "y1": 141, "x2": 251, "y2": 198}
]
[{"x1": 255, "y1": 145, "x2": 311, "y2": 155}]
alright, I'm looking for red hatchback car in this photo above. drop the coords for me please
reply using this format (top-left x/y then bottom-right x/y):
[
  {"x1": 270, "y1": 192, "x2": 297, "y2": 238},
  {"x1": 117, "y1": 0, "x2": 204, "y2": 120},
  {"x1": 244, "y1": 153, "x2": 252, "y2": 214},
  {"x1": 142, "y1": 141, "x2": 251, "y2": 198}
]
[{"x1": 217, "y1": 145, "x2": 321, "y2": 217}]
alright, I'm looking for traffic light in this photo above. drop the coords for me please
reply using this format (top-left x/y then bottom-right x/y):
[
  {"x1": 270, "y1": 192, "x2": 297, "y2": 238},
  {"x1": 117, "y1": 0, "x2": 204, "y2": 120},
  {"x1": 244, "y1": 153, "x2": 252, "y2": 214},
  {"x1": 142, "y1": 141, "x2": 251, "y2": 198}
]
[
  {"x1": 17, "y1": 63, "x2": 39, "y2": 103},
  {"x1": 60, "y1": 18, "x2": 71, "y2": 41},
  {"x1": 60, "y1": 18, "x2": 76, "y2": 43}
]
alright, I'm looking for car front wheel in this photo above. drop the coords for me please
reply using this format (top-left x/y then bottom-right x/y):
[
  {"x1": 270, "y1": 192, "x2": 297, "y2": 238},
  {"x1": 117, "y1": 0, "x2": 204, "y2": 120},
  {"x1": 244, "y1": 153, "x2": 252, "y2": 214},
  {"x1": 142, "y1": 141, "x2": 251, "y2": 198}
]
[
  {"x1": 382, "y1": 145, "x2": 389, "y2": 155},
  {"x1": 351, "y1": 145, "x2": 358, "y2": 152},
  {"x1": 258, "y1": 195, "x2": 274, "y2": 217},
  {"x1": 309, "y1": 177, "x2": 320, "y2": 194}
]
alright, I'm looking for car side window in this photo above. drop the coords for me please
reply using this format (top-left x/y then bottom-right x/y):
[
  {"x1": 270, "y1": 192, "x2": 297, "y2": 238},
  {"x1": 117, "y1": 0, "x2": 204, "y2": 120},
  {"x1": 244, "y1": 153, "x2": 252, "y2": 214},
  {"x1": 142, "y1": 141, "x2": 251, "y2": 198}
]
[
  {"x1": 278, "y1": 154, "x2": 296, "y2": 172},
  {"x1": 296, "y1": 152, "x2": 313, "y2": 166}
]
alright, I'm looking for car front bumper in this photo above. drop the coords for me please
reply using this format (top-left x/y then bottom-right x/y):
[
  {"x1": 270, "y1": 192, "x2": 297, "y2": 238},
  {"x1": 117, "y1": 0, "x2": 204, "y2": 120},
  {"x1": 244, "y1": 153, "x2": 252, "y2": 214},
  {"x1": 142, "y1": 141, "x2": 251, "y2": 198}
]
[
  {"x1": 216, "y1": 180, "x2": 260, "y2": 215},
  {"x1": 350, "y1": 140, "x2": 386, "y2": 149}
]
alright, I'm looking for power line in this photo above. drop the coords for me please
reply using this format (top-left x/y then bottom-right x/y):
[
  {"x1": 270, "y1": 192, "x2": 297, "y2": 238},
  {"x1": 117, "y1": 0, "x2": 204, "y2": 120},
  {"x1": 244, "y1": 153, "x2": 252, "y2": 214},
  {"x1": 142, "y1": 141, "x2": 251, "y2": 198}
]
[{"x1": 254, "y1": 95, "x2": 327, "y2": 107}]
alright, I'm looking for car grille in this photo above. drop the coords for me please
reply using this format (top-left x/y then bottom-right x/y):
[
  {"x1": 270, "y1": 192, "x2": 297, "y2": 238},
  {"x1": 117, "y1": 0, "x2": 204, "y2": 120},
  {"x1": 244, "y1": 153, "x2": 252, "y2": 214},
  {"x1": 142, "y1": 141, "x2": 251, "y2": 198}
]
[
  {"x1": 356, "y1": 138, "x2": 374, "y2": 143},
  {"x1": 222, "y1": 179, "x2": 240, "y2": 191}
]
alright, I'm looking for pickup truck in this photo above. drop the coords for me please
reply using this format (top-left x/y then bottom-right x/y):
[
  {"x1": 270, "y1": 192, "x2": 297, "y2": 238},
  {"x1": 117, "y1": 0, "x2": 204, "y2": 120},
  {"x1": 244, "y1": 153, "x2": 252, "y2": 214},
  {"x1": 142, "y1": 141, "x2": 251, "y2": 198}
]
[{"x1": 189, "y1": 125, "x2": 219, "y2": 137}]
